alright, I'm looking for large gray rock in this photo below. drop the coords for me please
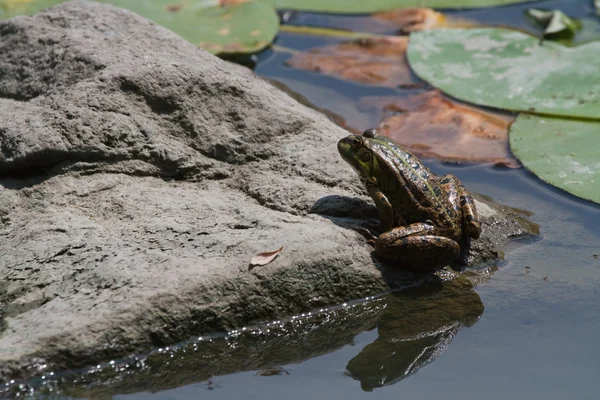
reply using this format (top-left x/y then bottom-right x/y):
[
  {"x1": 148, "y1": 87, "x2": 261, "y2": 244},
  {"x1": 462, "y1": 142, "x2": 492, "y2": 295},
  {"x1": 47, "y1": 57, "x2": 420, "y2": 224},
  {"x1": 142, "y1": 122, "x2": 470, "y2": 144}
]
[{"x1": 0, "y1": 1, "x2": 536, "y2": 380}]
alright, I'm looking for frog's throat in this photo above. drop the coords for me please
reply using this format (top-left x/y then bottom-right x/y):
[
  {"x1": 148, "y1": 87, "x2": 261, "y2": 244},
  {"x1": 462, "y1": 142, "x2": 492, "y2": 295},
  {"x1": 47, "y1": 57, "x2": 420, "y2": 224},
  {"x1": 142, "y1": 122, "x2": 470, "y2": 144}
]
[{"x1": 353, "y1": 167, "x2": 375, "y2": 186}]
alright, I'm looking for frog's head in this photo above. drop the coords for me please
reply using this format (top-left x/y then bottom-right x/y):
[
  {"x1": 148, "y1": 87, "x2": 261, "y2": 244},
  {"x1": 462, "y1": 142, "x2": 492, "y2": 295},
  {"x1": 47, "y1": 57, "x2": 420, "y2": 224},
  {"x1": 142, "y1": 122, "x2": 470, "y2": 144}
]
[{"x1": 337, "y1": 129, "x2": 379, "y2": 180}]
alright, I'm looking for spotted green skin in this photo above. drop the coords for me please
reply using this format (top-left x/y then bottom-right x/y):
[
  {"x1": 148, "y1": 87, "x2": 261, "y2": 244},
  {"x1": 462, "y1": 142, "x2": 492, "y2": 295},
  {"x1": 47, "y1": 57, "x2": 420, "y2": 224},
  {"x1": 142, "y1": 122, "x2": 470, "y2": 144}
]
[{"x1": 338, "y1": 129, "x2": 481, "y2": 270}]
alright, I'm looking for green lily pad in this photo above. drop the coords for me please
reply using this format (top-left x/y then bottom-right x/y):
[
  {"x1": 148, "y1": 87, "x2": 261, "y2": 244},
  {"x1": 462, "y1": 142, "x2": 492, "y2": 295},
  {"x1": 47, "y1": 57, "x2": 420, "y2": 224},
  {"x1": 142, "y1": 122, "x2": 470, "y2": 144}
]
[
  {"x1": 572, "y1": 18, "x2": 600, "y2": 46},
  {"x1": 407, "y1": 28, "x2": 600, "y2": 119},
  {"x1": 510, "y1": 114, "x2": 600, "y2": 204},
  {"x1": 0, "y1": 0, "x2": 279, "y2": 54},
  {"x1": 261, "y1": 0, "x2": 535, "y2": 13}
]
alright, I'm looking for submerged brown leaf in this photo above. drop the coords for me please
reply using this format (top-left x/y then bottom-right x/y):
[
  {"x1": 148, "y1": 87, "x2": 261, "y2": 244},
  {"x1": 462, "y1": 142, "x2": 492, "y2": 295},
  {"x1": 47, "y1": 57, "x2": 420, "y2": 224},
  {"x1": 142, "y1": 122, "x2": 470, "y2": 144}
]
[
  {"x1": 287, "y1": 36, "x2": 423, "y2": 88},
  {"x1": 359, "y1": 91, "x2": 518, "y2": 167},
  {"x1": 249, "y1": 246, "x2": 284, "y2": 267}
]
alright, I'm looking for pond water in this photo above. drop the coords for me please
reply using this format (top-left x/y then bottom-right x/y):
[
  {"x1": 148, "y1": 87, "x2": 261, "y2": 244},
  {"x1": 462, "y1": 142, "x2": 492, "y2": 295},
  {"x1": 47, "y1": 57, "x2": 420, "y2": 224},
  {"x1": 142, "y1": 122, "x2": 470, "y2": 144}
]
[{"x1": 5, "y1": 0, "x2": 600, "y2": 398}]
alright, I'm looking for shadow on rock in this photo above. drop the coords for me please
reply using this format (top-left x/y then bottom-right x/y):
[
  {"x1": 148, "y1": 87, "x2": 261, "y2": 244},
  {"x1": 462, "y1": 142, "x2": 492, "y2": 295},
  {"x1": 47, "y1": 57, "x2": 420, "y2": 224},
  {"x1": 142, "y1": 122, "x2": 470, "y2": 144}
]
[
  {"x1": 311, "y1": 194, "x2": 379, "y2": 228},
  {"x1": 345, "y1": 277, "x2": 484, "y2": 391}
]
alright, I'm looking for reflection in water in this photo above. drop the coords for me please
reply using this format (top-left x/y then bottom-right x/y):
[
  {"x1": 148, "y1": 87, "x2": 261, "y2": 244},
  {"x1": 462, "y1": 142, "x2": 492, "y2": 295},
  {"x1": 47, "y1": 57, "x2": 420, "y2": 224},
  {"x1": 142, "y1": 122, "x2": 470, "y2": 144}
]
[
  {"x1": 3, "y1": 277, "x2": 486, "y2": 398},
  {"x1": 346, "y1": 278, "x2": 484, "y2": 391}
]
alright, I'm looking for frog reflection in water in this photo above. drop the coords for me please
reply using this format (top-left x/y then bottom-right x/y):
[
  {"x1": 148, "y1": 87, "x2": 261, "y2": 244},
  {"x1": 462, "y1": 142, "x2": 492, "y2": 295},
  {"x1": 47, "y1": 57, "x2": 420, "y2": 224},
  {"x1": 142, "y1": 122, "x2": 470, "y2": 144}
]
[{"x1": 337, "y1": 129, "x2": 481, "y2": 270}]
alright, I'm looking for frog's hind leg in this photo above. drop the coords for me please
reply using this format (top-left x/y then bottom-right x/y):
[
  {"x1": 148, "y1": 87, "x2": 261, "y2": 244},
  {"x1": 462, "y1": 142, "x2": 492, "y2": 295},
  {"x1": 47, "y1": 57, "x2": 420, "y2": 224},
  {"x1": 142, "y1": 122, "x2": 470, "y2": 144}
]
[
  {"x1": 440, "y1": 174, "x2": 482, "y2": 240},
  {"x1": 375, "y1": 222, "x2": 460, "y2": 271},
  {"x1": 455, "y1": 180, "x2": 481, "y2": 240}
]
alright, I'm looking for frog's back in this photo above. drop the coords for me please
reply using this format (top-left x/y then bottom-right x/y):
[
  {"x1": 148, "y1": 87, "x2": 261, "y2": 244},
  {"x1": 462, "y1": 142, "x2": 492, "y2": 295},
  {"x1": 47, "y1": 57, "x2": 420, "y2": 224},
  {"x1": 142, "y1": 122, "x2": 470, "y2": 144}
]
[{"x1": 368, "y1": 136, "x2": 460, "y2": 230}]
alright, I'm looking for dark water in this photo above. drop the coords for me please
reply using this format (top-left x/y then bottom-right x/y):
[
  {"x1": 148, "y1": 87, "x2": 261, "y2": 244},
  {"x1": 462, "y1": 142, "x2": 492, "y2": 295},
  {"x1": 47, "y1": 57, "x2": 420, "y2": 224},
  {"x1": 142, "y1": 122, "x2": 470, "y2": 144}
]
[{"x1": 7, "y1": 0, "x2": 600, "y2": 398}]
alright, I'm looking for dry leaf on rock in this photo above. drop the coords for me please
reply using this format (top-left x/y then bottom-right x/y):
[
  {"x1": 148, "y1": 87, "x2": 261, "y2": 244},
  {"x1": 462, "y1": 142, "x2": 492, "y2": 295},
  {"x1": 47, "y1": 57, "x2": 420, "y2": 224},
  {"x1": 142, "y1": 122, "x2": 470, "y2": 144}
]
[
  {"x1": 287, "y1": 36, "x2": 423, "y2": 88},
  {"x1": 358, "y1": 90, "x2": 518, "y2": 166},
  {"x1": 249, "y1": 246, "x2": 284, "y2": 268}
]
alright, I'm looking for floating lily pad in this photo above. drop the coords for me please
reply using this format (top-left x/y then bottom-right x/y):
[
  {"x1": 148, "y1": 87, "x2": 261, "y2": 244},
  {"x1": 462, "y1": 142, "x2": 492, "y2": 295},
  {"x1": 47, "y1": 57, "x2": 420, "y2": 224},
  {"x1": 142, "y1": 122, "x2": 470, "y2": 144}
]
[
  {"x1": 566, "y1": 18, "x2": 600, "y2": 46},
  {"x1": 510, "y1": 114, "x2": 600, "y2": 203},
  {"x1": 0, "y1": 0, "x2": 279, "y2": 54},
  {"x1": 407, "y1": 28, "x2": 600, "y2": 119},
  {"x1": 261, "y1": 0, "x2": 535, "y2": 13}
]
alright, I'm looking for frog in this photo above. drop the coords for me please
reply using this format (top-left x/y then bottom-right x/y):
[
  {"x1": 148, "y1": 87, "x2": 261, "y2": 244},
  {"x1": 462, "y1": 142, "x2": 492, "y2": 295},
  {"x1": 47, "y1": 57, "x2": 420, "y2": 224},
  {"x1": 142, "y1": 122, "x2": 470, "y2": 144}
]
[{"x1": 337, "y1": 128, "x2": 481, "y2": 270}]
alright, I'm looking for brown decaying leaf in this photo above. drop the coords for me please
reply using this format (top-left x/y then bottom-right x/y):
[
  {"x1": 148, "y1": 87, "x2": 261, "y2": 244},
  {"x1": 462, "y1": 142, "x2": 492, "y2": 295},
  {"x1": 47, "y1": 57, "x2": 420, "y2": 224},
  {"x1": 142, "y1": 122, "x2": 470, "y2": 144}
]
[
  {"x1": 372, "y1": 8, "x2": 446, "y2": 33},
  {"x1": 287, "y1": 36, "x2": 423, "y2": 88},
  {"x1": 358, "y1": 90, "x2": 519, "y2": 167},
  {"x1": 250, "y1": 246, "x2": 284, "y2": 267},
  {"x1": 372, "y1": 8, "x2": 476, "y2": 33}
]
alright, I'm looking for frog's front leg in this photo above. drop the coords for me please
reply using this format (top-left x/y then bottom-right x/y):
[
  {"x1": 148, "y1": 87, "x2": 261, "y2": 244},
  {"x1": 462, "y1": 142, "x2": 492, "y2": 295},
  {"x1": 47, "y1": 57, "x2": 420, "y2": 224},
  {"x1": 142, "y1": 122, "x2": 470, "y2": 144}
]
[
  {"x1": 365, "y1": 180, "x2": 396, "y2": 232},
  {"x1": 375, "y1": 222, "x2": 460, "y2": 270}
]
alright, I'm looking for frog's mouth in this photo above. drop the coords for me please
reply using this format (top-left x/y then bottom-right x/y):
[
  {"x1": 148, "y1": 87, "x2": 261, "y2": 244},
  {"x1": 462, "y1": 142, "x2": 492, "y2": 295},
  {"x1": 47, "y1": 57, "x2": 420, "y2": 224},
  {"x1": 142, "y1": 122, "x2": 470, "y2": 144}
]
[{"x1": 337, "y1": 137, "x2": 353, "y2": 158}]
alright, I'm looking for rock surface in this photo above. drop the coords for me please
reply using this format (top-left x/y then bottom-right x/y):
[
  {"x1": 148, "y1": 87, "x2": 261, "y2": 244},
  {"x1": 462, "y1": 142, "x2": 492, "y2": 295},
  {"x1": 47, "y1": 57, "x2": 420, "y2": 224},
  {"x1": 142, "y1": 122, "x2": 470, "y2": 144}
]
[{"x1": 0, "y1": 1, "x2": 537, "y2": 380}]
